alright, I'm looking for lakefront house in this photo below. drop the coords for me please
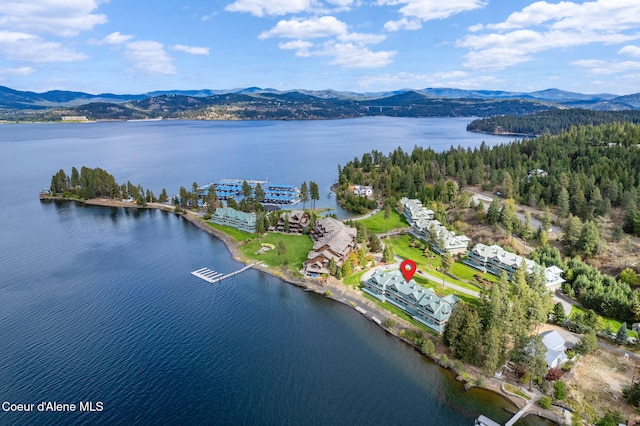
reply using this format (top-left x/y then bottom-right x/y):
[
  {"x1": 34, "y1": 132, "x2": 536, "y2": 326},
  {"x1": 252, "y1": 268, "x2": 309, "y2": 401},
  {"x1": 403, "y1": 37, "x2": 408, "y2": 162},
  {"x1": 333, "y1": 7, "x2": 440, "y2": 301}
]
[
  {"x1": 271, "y1": 210, "x2": 310, "y2": 234},
  {"x1": 210, "y1": 207, "x2": 257, "y2": 233},
  {"x1": 362, "y1": 269, "x2": 457, "y2": 333},
  {"x1": 303, "y1": 217, "x2": 357, "y2": 276}
]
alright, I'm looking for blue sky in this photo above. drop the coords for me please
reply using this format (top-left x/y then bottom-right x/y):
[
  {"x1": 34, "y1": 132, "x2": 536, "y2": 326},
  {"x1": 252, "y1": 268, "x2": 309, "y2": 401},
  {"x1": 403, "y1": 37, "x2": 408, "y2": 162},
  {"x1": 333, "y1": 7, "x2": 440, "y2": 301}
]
[{"x1": 2, "y1": 0, "x2": 640, "y2": 95}]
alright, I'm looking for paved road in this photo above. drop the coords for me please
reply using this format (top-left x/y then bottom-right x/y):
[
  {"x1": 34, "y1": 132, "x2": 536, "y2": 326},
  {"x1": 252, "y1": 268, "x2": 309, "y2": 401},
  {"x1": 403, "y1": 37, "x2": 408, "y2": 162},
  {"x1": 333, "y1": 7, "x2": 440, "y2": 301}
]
[{"x1": 393, "y1": 255, "x2": 480, "y2": 297}]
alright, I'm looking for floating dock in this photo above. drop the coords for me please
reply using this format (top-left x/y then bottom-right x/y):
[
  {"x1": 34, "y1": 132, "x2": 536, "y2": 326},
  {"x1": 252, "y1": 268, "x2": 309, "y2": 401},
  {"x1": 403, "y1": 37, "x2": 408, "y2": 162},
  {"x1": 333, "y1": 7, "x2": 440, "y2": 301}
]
[{"x1": 190, "y1": 263, "x2": 260, "y2": 284}]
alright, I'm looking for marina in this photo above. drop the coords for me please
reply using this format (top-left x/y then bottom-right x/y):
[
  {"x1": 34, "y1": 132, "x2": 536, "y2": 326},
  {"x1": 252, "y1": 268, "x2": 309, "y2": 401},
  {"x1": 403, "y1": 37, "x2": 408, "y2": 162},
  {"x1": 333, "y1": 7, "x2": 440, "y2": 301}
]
[{"x1": 199, "y1": 179, "x2": 300, "y2": 205}]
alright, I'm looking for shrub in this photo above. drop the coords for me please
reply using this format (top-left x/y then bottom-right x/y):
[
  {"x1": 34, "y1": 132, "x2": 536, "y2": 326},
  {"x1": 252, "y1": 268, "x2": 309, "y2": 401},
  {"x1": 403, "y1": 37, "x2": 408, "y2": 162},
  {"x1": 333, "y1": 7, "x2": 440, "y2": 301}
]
[
  {"x1": 539, "y1": 396, "x2": 552, "y2": 409},
  {"x1": 553, "y1": 380, "x2": 567, "y2": 401},
  {"x1": 324, "y1": 290, "x2": 333, "y2": 298},
  {"x1": 546, "y1": 367, "x2": 563, "y2": 381},
  {"x1": 383, "y1": 318, "x2": 396, "y2": 328},
  {"x1": 420, "y1": 339, "x2": 435, "y2": 356}
]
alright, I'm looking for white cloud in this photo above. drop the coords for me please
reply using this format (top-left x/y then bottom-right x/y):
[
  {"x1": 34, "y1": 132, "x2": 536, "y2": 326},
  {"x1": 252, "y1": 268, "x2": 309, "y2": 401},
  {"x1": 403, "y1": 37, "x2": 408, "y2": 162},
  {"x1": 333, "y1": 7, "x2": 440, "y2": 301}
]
[
  {"x1": 338, "y1": 32, "x2": 386, "y2": 44},
  {"x1": 379, "y1": 0, "x2": 487, "y2": 23},
  {"x1": 0, "y1": 31, "x2": 87, "y2": 62},
  {"x1": 125, "y1": 41, "x2": 176, "y2": 75},
  {"x1": 279, "y1": 40, "x2": 313, "y2": 57},
  {"x1": 259, "y1": 16, "x2": 348, "y2": 40},
  {"x1": 619, "y1": 45, "x2": 640, "y2": 58},
  {"x1": 572, "y1": 58, "x2": 640, "y2": 75},
  {"x1": 458, "y1": 0, "x2": 640, "y2": 70},
  {"x1": 326, "y1": 0, "x2": 353, "y2": 6},
  {"x1": 93, "y1": 31, "x2": 133, "y2": 45},
  {"x1": 225, "y1": 0, "x2": 312, "y2": 17},
  {"x1": 0, "y1": 0, "x2": 107, "y2": 37},
  {"x1": 320, "y1": 42, "x2": 396, "y2": 68},
  {"x1": 383, "y1": 18, "x2": 422, "y2": 32},
  {"x1": 0, "y1": 66, "x2": 34, "y2": 76},
  {"x1": 172, "y1": 44, "x2": 210, "y2": 55}
]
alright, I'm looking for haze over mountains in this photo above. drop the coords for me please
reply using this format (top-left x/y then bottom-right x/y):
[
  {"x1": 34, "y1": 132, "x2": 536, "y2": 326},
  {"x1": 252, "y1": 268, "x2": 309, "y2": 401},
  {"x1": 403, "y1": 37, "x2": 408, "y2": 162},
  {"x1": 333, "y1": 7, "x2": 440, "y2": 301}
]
[{"x1": 3, "y1": 85, "x2": 640, "y2": 121}]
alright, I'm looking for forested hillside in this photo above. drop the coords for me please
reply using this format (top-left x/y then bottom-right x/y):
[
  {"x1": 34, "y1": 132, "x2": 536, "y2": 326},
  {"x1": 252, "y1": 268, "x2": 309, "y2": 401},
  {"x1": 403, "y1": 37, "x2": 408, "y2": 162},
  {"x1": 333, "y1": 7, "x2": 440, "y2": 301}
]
[
  {"x1": 338, "y1": 122, "x2": 640, "y2": 236},
  {"x1": 467, "y1": 109, "x2": 640, "y2": 136}
]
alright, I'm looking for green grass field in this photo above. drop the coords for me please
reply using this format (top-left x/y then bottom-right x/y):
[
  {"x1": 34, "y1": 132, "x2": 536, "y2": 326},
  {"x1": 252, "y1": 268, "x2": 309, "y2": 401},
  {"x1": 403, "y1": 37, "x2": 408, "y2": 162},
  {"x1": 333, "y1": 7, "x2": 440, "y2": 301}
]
[
  {"x1": 383, "y1": 235, "x2": 485, "y2": 294},
  {"x1": 343, "y1": 270, "x2": 366, "y2": 287},
  {"x1": 570, "y1": 305, "x2": 638, "y2": 339},
  {"x1": 357, "y1": 209, "x2": 409, "y2": 234},
  {"x1": 239, "y1": 233, "x2": 313, "y2": 269},
  {"x1": 206, "y1": 222, "x2": 258, "y2": 242}
]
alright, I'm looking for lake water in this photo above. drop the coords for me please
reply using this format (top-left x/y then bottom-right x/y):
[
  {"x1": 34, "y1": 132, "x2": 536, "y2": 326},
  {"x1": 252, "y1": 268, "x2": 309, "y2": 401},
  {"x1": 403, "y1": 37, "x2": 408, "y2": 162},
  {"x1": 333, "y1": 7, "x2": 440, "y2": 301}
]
[{"x1": 0, "y1": 118, "x2": 546, "y2": 425}]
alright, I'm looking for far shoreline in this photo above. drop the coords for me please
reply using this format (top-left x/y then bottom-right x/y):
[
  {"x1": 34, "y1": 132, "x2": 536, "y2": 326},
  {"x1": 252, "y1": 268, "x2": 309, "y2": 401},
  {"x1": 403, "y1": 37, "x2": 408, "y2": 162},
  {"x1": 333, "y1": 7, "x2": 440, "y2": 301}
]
[{"x1": 41, "y1": 196, "x2": 555, "y2": 423}]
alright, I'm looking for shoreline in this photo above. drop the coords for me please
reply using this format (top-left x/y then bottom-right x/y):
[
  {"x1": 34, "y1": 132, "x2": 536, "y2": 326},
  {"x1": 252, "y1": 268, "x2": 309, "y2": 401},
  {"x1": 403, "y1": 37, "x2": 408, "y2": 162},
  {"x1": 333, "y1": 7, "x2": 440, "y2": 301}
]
[{"x1": 43, "y1": 196, "x2": 541, "y2": 421}]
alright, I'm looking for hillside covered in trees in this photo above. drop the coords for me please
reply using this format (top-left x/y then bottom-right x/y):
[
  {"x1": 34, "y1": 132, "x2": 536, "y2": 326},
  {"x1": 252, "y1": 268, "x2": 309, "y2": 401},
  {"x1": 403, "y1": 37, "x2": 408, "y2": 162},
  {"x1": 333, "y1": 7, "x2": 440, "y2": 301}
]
[
  {"x1": 467, "y1": 109, "x2": 640, "y2": 136},
  {"x1": 338, "y1": 122, "x2": 640, "y2": 236}
]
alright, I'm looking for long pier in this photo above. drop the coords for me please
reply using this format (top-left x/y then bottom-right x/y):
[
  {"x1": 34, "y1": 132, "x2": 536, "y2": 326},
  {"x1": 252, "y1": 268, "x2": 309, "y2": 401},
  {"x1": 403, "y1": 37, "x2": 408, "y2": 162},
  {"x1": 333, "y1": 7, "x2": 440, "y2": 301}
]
[{"x1": 191, "y1": 263, "x2": 260, "y2": 284}]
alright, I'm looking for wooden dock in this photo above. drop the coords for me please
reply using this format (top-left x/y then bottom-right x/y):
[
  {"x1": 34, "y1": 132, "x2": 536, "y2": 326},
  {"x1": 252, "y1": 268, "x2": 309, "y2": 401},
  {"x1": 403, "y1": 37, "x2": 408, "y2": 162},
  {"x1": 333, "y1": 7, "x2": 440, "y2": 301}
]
[{"x1": 191, "y1": 263, "x2": 260, "y2": 284}]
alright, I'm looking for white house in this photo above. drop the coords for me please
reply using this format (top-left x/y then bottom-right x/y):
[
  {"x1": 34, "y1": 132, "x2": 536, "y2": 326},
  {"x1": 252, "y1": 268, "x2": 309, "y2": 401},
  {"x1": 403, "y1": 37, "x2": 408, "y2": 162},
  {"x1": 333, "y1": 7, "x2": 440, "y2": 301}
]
[{"x1": 541, "y1": 330, "x2": 568, "y2": 369}]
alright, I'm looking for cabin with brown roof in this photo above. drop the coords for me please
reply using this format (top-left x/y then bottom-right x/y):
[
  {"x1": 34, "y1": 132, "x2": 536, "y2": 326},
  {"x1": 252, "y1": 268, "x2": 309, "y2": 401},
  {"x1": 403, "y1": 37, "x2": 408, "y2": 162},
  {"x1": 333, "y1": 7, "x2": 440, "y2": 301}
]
[
  {"x1": 304, "y1": 217, "x2": 357, "y2": 276},
  {"x1": 272, "y1": 210, "x2": 310, "y2": 234}
]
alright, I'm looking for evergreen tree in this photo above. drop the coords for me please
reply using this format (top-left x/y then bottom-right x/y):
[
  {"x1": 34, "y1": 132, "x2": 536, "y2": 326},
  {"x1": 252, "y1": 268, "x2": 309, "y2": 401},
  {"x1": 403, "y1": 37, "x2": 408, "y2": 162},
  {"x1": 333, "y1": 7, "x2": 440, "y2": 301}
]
[
  {"x1": 254, "y1": 183, "x2": 265, "y2": 202},
  {"x1": 557, "y1": 187, "x2": 570, "y2": 218},
  {"x1": 159, "y1": 188, "x2": 169, "y2": 203},
  {"x1": 553, "y1": 302, "x2": 566, "y2": 324},
  {"x1": 383, "y1": 245, "x2": 394, "y2": 263},
  {"x1": 300, "y1": 181, "x2": 309, "y2": 209},
  {"x1": 562, "y1": 215, "x2": 583, "y2": 251},
  {"x1": 487, "y1": 198, "x2": 500, "y2": 225},
  {"x1": 577, "y1": 220, "x2": 600, "y2": 257},
  {"x1": 616, "y1": 322, "x2": 628, "y2": 345},
  {"x1": 242, "y1": 180, "x2": 252, "y2": 198},
  {"x1": 309, "y1": 181, "x2": 320, "y2": 210},
  {"x1": 70, "y1": 166, "x2": 79, "y2": 188}
]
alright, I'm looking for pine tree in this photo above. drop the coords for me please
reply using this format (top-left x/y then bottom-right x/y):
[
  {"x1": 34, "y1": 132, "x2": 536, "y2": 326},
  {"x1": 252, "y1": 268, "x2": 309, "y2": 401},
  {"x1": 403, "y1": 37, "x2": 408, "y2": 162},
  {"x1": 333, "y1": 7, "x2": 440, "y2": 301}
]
[
  {"x1": 300, "y1": 182, "x2": 309, "y2": 209},
  {"x1": 487, "y1": 198, "x2": 500, "y2": 225},
  {"x1": 309, "y1": 181, "x2": 319, "y2": 210}
]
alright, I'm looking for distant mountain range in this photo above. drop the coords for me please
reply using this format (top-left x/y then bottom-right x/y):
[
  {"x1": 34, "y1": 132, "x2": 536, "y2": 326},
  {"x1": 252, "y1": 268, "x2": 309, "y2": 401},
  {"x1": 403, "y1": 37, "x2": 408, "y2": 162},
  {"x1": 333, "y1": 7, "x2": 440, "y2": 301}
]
[{"x1": 2, "y1": 85, "x2": 640, "y2": 121}]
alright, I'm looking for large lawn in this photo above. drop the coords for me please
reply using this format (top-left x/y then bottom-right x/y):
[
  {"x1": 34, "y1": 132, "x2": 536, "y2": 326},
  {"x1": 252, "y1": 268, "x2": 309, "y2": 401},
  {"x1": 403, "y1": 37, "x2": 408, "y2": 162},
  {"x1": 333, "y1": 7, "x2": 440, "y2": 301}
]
[
  {"x1": 239, "y1": 233, "x2": 313, "y2": 270},
  {"x1": 357, "y1": 209, "x2": 409, "y2": 234},
  {"x1": 206, "y1": 222, "x2": 258, "y2": 242},
  {"x1": 384, "y1": 234, "x2": 484, "y2": 294}
]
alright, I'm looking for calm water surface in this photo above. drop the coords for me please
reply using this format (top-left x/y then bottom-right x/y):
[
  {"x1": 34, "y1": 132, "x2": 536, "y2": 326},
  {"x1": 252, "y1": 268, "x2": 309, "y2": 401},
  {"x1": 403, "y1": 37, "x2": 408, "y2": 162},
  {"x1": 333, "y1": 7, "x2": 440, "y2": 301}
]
[{"x1": 0, "y1": 119, "x2": 546, "y2": 425}]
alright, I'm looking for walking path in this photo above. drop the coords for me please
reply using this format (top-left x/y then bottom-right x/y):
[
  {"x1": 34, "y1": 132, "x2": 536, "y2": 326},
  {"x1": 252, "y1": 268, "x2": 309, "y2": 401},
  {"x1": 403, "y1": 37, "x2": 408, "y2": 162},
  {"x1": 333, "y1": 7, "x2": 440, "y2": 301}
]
[
  {"x1": 505, "y1": 397, "x2": 538, "y2": 426},
  {"x1": 393, "y1": 255, "x2": 480, "y2": 297}
]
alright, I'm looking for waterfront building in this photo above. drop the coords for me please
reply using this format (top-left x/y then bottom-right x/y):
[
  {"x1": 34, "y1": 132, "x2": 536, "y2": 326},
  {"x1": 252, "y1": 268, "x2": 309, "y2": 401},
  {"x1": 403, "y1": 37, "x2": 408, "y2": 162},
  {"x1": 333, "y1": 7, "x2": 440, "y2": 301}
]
[
  {"x1": 304, "y1": 217, "x2": 356, "y2": 276},
  {"x1": 272, "y1": 210, "x2": 310, "y2": 234},
  {"x1": 209, "y1": 207, "x2": 256, "y2": 233},
  {"x1": 465, "y1": 243, "x2": 565, "y2": 290},
  {"x1": 362, "y1": 269, "x2": 457, "y2": 333},
  {"x1": 353, "y1": 185, "x2": 373, "y2": 197},
  {"x1": 401, "y1": 198, "x2": 469, "y2": 255}
]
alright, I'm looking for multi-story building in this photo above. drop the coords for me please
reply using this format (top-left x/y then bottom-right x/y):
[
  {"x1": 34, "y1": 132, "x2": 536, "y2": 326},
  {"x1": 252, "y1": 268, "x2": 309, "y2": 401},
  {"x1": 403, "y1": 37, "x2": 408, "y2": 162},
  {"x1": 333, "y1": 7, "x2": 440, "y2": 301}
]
[
  {"x1": 210, "y1": 207, "x2": 257, "y2": 233},
  {"x1": 362, "y1": 269, "x2": 457, "y2": 333},
  {"x1": 465, "y1": 243, "x2": 565, "y2": 290},
  {"x1": 304, "y1": 217, "x2": 357, "y2": 276},
  {"x1": 272, "y1": 210, "x2": 310, "y2": 234},
  {"x1": 401, "y1": 197, "x2": 470, "y2": 255}
]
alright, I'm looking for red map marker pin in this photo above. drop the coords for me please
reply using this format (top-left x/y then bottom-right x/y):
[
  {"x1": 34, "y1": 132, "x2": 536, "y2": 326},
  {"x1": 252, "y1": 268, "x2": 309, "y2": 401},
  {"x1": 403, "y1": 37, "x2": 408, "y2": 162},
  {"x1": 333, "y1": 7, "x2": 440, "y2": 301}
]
[{"x1": 400, "y1": 259, "x2": 417, "y2": 282}]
